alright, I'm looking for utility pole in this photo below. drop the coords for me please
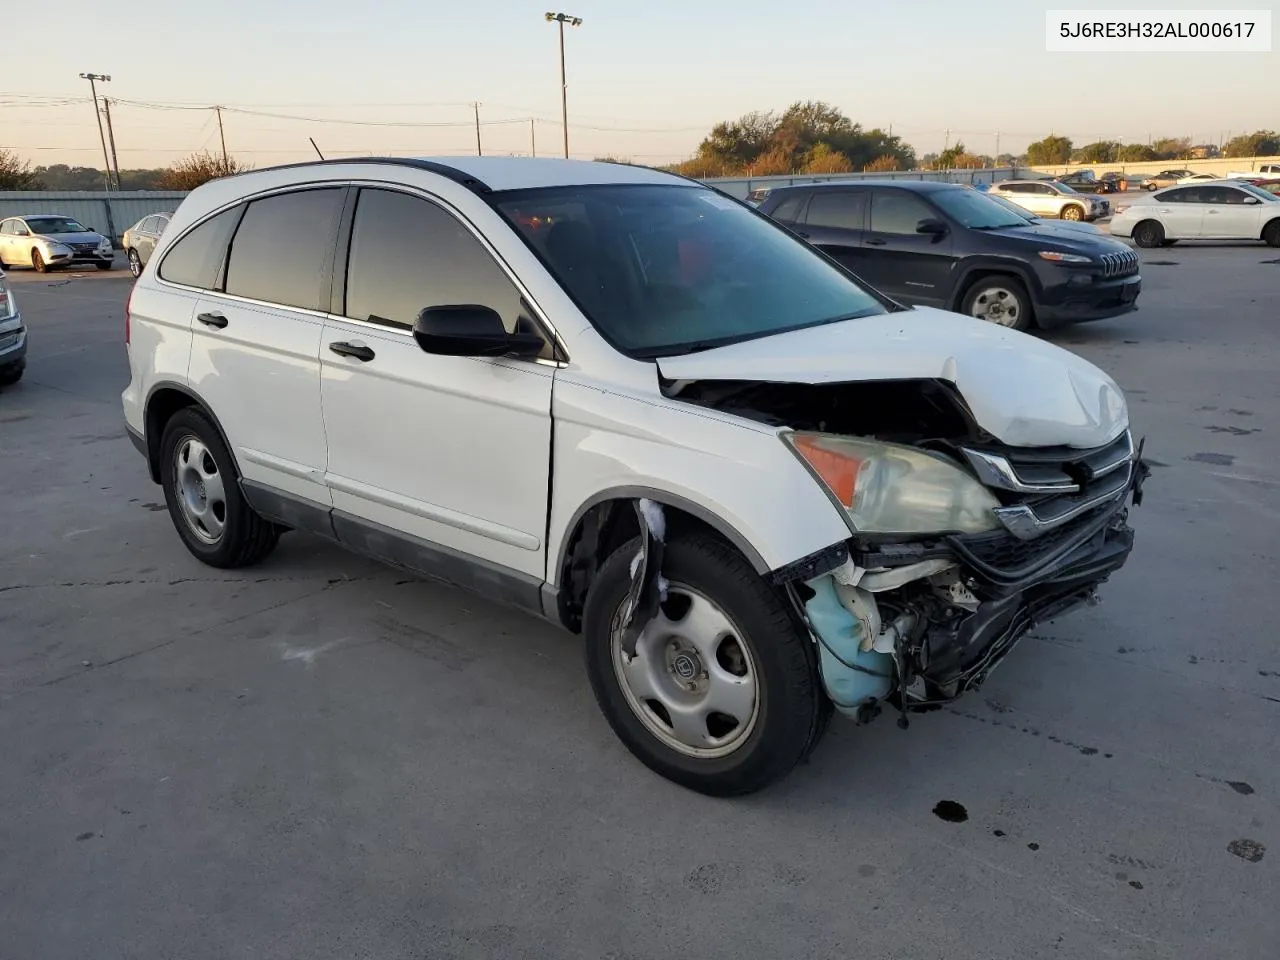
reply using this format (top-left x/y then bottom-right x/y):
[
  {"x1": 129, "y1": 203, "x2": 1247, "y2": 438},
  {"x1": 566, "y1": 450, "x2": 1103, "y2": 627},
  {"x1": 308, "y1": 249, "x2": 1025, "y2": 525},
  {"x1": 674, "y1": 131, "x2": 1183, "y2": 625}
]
[
  {"x1": 545, "y1": 12, "x2": 582, "y2": 159},
  {"x1": 79, "y1": 72, "x2": 113, "y2": 191},
  {"x1": 943, "y1": 128, "x2": 950, "y2": 151},
  {"x1": 213, "y1": 106, "x2": 229, "y2": 168},
  {"x1": 472, "y1": 102, "x2": 483, "y2": 156},
  {"x1": 530, "y1": 118, "x2": 536, "y2": 157},
  {"x1": 995, "y1": 130, "x2": 1001, "y2": 160},
  {"x1": 101, "y1": 97, "x2": 122, "y2": 190}
]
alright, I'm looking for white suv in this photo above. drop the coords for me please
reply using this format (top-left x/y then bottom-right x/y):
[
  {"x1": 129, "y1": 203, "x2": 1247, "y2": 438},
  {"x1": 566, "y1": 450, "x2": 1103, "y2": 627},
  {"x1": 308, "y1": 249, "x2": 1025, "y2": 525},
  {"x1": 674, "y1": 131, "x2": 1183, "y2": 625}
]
[
  {"x1": 123, "y1": 158, "x2": 1147, "y2": 795},
  {"x1": 988, "y1": 180, "x2": 1108, "y2": 221}
]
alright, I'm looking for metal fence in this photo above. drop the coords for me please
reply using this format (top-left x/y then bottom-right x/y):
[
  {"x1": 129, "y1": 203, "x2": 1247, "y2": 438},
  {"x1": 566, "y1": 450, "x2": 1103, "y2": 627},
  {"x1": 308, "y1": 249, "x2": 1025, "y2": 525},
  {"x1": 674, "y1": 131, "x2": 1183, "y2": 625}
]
[
  {"x1": 0, "y1": 191, "x2": 188, "y2": 245},
  {"x1": 703, "y1": 167, "x2": 1034, "y2": 199}
]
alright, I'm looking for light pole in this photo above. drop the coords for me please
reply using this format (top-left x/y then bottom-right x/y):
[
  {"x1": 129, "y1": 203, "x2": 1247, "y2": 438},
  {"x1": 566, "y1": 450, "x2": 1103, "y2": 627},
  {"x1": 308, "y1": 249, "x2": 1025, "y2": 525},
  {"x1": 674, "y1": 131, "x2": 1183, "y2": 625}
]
[
  {"x1": 79, "y1": 72, "x2": 114, "y2": 190},
  {"x1": 544, "y1": 12, "x2": 582, "y2": 159}
]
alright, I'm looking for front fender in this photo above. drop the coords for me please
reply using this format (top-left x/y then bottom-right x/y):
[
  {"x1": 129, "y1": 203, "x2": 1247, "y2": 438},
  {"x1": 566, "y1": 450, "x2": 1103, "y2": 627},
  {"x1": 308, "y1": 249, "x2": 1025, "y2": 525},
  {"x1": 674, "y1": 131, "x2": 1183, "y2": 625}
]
[{"x1": 547, "y1": 378, "x2": 852, "y2": 585}]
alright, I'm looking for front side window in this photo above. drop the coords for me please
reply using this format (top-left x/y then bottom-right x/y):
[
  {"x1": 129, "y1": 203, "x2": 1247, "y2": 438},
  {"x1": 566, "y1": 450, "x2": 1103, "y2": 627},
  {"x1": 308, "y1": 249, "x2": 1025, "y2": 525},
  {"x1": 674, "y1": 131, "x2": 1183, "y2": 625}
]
[
  {"x1": 805, "y1": 190, "x2": 866, "y2": 230},
  {"x1": 343, "y1": 188, "x2": 525, "y2": 335},
  {"x1": 158, "y1": 206, "x2": 244, "y2": 289},
  {"x1": 24, "y1": 217, "x2": 89, "y2": 234},
  {"x1": 494, "y1": 184, "x2": 889, "y2": 358},
  {"x1": 1202, "y1": 186, "x2": 1248, "y2": 205},
  {"x1": 868, "y1": 190, "x2": 936, "y2": 235},
  {"x1": 225, "y1": 189, "x2": 343, "y2": 311}
]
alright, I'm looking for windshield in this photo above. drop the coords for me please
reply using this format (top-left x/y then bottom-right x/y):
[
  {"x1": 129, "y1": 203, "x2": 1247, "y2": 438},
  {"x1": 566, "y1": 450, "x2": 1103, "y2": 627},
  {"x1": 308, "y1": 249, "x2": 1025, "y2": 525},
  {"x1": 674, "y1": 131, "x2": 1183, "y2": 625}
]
[
  {"x1": 983, "y1": 192, "x2": 1039, "y2": 221},
  {"x1": 494, "y1": 184, "x2": 889, "y2": 358},
  {"x1": 25, "y1": 217, "x2": 90, "y2": 235},
  {"x1": 932, "y1": 189, "x2": 1031, "y2": 229},
  {"x1": 1053, "y1": 182, "x2": 1080, "y2": 195},
  {"x1": 1236, "y1": 182, "x2": 1280, "y2": 202}
]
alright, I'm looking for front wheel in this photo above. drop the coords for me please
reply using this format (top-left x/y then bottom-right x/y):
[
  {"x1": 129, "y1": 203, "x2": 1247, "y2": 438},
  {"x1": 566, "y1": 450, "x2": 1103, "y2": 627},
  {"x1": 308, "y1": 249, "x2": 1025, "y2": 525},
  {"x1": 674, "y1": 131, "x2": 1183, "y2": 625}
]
[
  {"x1": 96, "y1": 259, "x2": 115, "y2": 271},
  {"x1": 961, "y1": 274, "x2": 1033, "y2": 331},
  {"x1": 1263, "y1": 220, "x2": 1280, "y2": 248},
  {"x1": 31, "y1": 249, "x2": 46, "y2": 273},
  {"x1": 1061, "y1": 204, "x2": 1084, "y2": 221},
  {"x1": 159, "y1": 407, "x2": 281, "y2": 568},
  {"x1": 128, "y1": 249, "x2": 142, "y2": 277},
  {"x1": 1133, "y1": 220, "x2": 1165, "y2": 248},
  {"x1": 0, "y1": 363, "x2": 23, "y2": 387},
  {"x1": 583, "y1": 533, "x2": 829, "y2": 796}
]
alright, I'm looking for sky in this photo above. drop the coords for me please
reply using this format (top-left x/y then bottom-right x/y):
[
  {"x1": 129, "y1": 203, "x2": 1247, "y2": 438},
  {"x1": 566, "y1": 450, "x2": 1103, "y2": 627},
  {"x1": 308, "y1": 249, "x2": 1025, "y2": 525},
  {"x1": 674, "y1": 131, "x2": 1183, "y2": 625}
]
[{"x1": 3, "y1": 0, "x2": 1276, "y2": 170}]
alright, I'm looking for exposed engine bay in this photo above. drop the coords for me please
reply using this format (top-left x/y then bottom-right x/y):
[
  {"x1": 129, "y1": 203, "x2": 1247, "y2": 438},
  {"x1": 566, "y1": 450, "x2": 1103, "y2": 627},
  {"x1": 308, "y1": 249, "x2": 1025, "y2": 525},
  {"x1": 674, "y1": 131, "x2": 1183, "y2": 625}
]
[{"x1": 656, "y1": 376, "x2": 1150, "y2": 725}]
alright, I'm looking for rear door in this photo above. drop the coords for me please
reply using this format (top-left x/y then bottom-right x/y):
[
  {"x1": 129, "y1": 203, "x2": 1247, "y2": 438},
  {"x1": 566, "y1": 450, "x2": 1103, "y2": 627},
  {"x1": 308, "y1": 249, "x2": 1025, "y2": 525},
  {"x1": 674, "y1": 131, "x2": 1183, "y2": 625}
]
[
  {"x1": 797, "y1": 188, "x2": 867, "y2": 275},
  {"x1": 857, "y1": 188, "x2": 954, "y2": 306},
  {"x1": 186, "y1": 186, "x2": 344, "y2": 508}
]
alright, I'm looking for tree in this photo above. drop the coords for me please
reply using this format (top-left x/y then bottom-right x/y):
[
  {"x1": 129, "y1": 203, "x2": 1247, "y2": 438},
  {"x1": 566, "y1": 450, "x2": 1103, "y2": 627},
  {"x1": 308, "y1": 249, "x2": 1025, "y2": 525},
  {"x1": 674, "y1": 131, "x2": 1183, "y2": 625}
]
[
  {"x1": 935, "y1": 141, "x2": 967, "y2": 169},
  {"x1": 750, "y1": 147, "x2": 794, "y2": 176},
  {"x1": 0, "y1": 149, "x2": 42, "y2": 189},
  {"x1": 803, "y1": 143, "x2": 853, "y2": 174},
  {"x1": 1074, "y1": 141, "x2": 1120, "y2": 163},
  {"x1": 158, "y1": 152, "x2": 251, "y2": 191},
  {"x1": 1150, "y1": 137, "x2": 1191, "y2": 160},
  {"x1": 864, "y1": 154, "x2": 900, "y2": 172},
  {"x1": 1117, "y1": 143, "x2": 1158, "y2": 162},
  {"x1": 1025, "y1": 135, "x2": 1073, "y2": 165},
  {"x1": 1223, "y1": 130, "x2": 1280, "y2": 158}
]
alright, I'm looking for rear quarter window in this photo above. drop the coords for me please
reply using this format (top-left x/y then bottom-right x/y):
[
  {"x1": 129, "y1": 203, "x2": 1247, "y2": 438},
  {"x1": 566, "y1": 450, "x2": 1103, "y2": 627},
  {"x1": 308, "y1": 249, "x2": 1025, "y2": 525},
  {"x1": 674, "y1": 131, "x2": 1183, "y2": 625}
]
[
  {"x1": 157, "y1": 206, "x2": 244, "y2": 290},
  {"x1": 768, "y1": 192, "x2": 807, "y2": 223}
]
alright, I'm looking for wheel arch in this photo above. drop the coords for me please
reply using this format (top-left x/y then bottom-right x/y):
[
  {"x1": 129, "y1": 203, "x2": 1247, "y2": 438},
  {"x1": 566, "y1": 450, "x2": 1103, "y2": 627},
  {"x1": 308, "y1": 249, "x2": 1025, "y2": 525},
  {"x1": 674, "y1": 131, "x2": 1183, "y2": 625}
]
[
  {"x1": 142, "y1": 381, "x2": 240, "y2": 484},
  {"x1": 551, "y1": 489, "x2": 775, "y2": 634},
  {"x1": 946, "y1": 258, "x2": 1041, "y2": 312}
]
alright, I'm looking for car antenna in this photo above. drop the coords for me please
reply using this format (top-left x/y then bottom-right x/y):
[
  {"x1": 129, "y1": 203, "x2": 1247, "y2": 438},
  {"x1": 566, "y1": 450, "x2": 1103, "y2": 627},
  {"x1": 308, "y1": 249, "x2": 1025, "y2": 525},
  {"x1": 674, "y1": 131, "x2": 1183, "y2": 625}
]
[{"x1": 309, "y1": 138, "x2": 325, "y2": 161}]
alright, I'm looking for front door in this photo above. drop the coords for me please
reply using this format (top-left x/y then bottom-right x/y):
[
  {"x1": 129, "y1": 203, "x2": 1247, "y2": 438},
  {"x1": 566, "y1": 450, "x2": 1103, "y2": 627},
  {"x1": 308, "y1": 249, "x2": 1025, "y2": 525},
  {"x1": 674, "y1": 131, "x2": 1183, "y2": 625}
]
[
  {"x1": 856, "y1": 188, "x2": 955, "y2": 307},
  {"x1": 1198, "y1": 186, "x2": 1264, "y2": 239},
  {"x1": 319, "y1": 186, "x2": 554, "y2": 584}
]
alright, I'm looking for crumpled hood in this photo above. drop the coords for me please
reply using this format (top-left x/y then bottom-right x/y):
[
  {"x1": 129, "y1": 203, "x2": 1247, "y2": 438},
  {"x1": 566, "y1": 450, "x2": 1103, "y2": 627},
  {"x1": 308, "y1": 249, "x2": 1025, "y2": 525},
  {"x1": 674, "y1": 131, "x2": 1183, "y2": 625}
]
[{"x1": 658, "y1": 308, "x2": 1129, "y2": 449}]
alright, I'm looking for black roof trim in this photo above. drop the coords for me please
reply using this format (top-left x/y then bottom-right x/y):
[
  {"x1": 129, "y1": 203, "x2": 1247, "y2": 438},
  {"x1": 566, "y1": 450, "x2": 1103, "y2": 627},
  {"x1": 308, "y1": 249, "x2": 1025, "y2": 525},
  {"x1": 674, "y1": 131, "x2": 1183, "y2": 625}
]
[
  {"x1": 769, "y1": 179, "x2": 965, "y2": 193},
  {"x1": 229, "y1": 157, "x2": 493, "y2": 195}
]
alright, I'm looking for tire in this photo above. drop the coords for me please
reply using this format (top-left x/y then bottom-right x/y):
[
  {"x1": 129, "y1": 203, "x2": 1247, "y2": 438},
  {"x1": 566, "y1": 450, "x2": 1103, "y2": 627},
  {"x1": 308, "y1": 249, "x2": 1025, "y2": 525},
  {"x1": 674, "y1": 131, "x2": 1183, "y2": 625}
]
[
  {"x1": 583, "y1": 533, "x2": 828, "y2": 797},
  {"x1": 1263, "y1": 220, "x2": 1280, "y2": 248},
  {"x1": 960, "y1": 273, "x2": 1033, "y2": 331},
  {"x1": 1061, "y1": 204, "x2": 1084, "y2": 221},
  {"x1": 0, "y1": 363, "x2": 23, "y2": 387},
  {"x1": 127, "y1": 249, "x2": 142, "y2": 277},
  {"x1": 1133, "y1": 220, "x2": 1165, "y2": 248},
  {"x1": 31, "y1": 249, "x2": 46, "y2": 273},
  {"x1": 96, "y1": 259, "x2": 115, "y2": 271},
  {"x1": 159, "y1": 407, "x2": 280, "y2": 568}
]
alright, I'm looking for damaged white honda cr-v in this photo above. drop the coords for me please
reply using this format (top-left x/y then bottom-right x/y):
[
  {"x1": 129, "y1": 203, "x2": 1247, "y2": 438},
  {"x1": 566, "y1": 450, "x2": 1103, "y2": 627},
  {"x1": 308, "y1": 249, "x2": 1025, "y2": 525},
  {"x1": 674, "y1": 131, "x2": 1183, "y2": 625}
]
[{"x1": 123, "y1": 157, "x2": 1149, "y2": 796}]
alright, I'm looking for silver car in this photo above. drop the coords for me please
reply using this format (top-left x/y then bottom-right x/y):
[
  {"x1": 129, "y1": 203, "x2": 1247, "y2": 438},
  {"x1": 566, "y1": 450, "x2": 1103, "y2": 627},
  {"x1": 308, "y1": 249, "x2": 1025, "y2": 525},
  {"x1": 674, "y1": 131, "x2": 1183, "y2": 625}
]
[
  {"x1": 0, "y1": 214, "x2": 116, "y2": 272},
  {"x1": 988, "y1": 180, "x2": 1109, "y2": 222},
  {"x1": 122, "y1": 212, "x2": 173, "y2": 278}
]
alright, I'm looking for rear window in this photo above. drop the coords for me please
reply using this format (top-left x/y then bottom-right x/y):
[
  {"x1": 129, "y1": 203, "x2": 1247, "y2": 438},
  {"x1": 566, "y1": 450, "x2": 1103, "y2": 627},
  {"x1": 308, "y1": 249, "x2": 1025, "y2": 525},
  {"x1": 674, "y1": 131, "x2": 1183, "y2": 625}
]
[
  {"x1": 224, "y1": 189, "x2": 344, "y2": 311},
  {"x1": 158, "y1": 206, "x2": 243, "y2": 289}
]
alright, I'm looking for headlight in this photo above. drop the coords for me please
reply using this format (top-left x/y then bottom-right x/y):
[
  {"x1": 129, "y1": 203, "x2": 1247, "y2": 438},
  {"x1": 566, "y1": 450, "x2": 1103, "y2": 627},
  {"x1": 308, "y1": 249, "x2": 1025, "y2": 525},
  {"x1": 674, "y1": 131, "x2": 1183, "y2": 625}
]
[
  {"x1": 0, "y1": 278, "x2": 14, "y2": 320},
  {"x1": 784, "y1": 432, "x2": 1001, "y2": 535},
  {"x1": 1038, "y1": 251, "x2": 1092, "y2": 263},
  {"x1": 45, "y1": 240, "x2": 71, "y2": 254}
]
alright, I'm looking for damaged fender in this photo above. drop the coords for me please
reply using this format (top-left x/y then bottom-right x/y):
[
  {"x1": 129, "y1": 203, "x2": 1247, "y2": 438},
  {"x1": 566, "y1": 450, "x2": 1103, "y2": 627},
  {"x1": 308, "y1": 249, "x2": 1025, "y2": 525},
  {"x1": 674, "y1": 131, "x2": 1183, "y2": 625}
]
[{"x1": 618, "y1": 499, "x2": 669, "y2": 656}]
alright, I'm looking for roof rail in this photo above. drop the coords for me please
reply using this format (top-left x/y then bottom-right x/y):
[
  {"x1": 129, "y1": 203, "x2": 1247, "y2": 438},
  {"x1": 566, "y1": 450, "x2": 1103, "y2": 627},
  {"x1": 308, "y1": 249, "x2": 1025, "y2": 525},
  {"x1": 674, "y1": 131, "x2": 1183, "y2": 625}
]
[{"x1": 228, "y1": 157, "x2": 493, "y2": 196}]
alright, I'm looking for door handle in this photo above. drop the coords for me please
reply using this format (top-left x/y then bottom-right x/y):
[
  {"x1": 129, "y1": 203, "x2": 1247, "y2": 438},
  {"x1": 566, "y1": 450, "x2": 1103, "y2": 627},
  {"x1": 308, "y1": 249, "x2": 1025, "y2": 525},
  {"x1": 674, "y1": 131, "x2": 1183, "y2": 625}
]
[
  {"x1": 196, "y1": 311, "x2": 228, "y2": 329},
  {"x1": 1207, "y1": 209, "x2": 1219, "y2": 214},
  {"x1": 329, "y1": 341, "x2": 375, "y2": 362},
  {"x1": 865, "y1": 238, "x2": 887, "y2": 246}
]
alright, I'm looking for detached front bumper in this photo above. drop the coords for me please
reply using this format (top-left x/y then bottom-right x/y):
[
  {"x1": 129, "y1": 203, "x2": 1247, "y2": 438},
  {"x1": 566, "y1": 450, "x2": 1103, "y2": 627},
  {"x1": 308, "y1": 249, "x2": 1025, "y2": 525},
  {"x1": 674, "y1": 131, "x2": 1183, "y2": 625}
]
[{"x1": 799, "y1": 444, "x2": 1148, "y2": 719}]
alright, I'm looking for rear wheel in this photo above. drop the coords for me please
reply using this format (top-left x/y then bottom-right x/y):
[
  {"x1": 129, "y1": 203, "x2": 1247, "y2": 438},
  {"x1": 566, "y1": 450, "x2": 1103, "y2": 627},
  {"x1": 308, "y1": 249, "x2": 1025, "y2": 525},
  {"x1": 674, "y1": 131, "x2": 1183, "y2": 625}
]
[
  {"x1": 1062, "y1": 204, "x2": 1084, "y2": 221},
  {"x1": 31, "y1": 249, "x2": 46, "y2": 273},
  {"x1": 1263, "y1": 220, "x2": 1280, "y2": 248},
  {"x1": 1133, "y1": 220, "x2": 1165, "y2": 248},
  {"x1": 159, "y1": 407, "x2": 280, "y2": 568},
  {"x1": 960, "y1": 274, "x2": 1033, "y2": 331},
  {"x1": 0, "y1": 363, "x2": 23, "y2": 387},
  {"x1": 128, "y1": 249, "x2": 142, "y2": 277},
  {"x1": 583, "y1": 532, "x2": 828, "y2": 796}
]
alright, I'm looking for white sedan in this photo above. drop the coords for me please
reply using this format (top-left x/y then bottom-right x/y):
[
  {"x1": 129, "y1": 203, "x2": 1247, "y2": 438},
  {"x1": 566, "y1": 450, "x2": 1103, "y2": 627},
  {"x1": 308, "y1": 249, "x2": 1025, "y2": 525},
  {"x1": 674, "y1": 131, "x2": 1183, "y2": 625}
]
[{"x1": 1109, "y1": 181, "x2": 1280, "y2": 247}]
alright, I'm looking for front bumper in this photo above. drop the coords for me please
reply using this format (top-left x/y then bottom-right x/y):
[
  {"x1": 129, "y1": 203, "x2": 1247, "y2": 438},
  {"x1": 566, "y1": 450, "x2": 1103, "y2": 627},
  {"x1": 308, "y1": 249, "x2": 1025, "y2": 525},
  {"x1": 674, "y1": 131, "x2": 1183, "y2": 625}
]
[
  {"x1": 46, "y1": 249, "x2": 113, "y2": 267},
  {"x1": 1037, "y1": 274, "x2": 1140, "y2": 326},
  {"x1": 0, "y1": 317, "x2": 26, "y2": 370}
]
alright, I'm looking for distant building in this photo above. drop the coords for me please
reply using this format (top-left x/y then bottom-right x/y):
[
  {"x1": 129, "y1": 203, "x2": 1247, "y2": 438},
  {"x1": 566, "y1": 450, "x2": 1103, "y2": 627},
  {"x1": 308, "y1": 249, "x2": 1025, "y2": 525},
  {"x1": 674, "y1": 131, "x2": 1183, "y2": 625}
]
[{"x1": 1189, "y1": 144, "x2": 1221, "y2": 159}]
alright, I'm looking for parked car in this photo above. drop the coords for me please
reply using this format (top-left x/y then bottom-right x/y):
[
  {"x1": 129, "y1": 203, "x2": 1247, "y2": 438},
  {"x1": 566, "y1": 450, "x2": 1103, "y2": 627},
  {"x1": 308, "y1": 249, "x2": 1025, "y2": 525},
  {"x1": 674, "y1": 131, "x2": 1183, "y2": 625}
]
[
  {"x1": 0, "y1": 215, "x2": 115, "y2": 272},
  {"x1": 1228, "y1": 164, "x2": 1280, "y2": 179},
  {"x1": 1253, "y1": 178, "x2": 1280, "y2": 197},
  {"x1": 121, "y1": 212, "x2": 173, "y2": 277},
  {"x1": 1109, "y1": 181, "x2": 1280, "y2": 247},
  {"x1": 122, "y1": 157, "x2": 1147, "y2": 796},
  {"x1": 759, "y1": 180, "x2": 1139, "y2": 330},
  {"x1": 1101, "y1": 171, "x2": 1149, "y2": 191},
  {"x1": 987, "y1": 180, "x2": 1109, "y2": 221},
  {"x1": 1177, "y1": 173, "x2": 1218, "y2": 184},
  {"x1": 1056, "y1": 171, "x2": 1117, "y2": 194},
  {"x1": 1142, "y1": 169, "x2": 1197, "y2": 190},
  {"x1": 0, "y1": 268, "x2": 24, "y2": 386},
  {"x1": 983, "y1": 191, "x2": 1103, "y2": 235}
]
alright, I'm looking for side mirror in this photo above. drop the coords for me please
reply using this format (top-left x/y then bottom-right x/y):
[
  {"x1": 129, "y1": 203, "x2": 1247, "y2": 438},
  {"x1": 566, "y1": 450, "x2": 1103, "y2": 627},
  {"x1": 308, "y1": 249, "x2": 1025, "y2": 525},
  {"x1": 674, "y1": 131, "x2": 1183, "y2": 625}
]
[
  {"x1": 1243, "y1": 197, "x2": 1261, "y2": 205},
  {"x1": 916, "y1": 218, "x2": 949, "y2": 239},
  {"x1": 413, "y1": 305, "x2": 544, "y2": 359}
]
